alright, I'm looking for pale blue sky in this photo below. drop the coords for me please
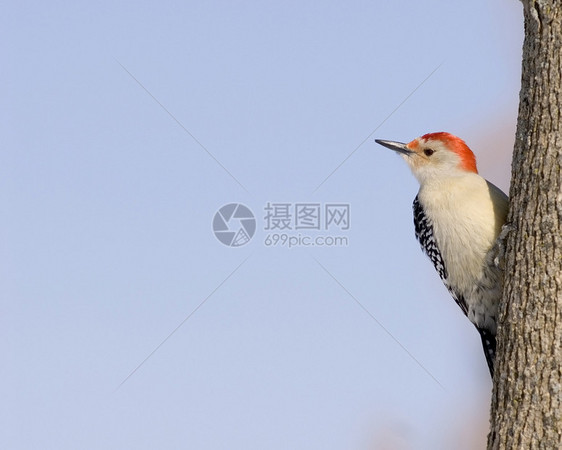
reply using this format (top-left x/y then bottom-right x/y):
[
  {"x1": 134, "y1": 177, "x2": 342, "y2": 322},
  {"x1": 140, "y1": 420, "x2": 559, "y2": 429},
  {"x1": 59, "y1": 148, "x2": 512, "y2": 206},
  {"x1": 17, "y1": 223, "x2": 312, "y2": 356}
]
[{"x1": 3, "y1": 1, "x2": 522, "y2": 448}]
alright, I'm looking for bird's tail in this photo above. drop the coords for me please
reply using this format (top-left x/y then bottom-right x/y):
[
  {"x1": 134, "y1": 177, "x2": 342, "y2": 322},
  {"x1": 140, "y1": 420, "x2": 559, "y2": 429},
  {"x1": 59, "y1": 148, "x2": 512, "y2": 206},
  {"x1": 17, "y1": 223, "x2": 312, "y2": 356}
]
[{"x1": 477, "y1": 327, "x2": 496, "y2": 377}]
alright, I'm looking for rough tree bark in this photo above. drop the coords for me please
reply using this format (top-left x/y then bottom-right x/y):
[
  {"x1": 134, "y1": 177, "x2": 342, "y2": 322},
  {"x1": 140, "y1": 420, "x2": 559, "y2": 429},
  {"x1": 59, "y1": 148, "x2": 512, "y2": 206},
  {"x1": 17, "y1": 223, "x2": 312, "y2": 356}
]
[{"x1": 488, "y1": 1, "x2": 562, "y2": 449}]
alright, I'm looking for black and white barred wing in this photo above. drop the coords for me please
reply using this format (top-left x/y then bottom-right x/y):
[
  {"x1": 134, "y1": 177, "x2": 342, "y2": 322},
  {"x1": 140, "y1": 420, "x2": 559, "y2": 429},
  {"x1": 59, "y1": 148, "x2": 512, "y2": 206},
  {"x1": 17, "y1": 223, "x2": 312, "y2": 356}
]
[{"x1": 412, "y1": 195, "x2": 468, "y2": 316}]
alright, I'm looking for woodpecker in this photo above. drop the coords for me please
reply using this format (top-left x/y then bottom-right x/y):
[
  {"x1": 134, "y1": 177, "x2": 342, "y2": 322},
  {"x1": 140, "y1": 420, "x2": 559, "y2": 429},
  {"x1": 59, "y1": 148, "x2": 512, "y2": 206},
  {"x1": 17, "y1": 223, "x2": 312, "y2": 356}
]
[{"x1": 375, "y1": 132, "x2": 509, "y2": 376}]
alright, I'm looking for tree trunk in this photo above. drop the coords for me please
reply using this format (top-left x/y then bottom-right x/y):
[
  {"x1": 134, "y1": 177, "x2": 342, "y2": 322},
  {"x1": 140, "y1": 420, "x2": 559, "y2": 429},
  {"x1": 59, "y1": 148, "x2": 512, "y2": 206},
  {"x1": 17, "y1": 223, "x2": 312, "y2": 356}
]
[{"x1": 488, "y1": 1, "x2": 562, "y2": 448}]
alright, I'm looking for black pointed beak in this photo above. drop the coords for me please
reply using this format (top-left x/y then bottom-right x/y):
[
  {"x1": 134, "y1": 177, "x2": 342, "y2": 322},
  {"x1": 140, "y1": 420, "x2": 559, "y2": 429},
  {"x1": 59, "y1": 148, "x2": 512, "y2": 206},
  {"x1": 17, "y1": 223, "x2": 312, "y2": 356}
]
[{"x1": 375, "y1": 139, "x2": 414, "y2": 156}]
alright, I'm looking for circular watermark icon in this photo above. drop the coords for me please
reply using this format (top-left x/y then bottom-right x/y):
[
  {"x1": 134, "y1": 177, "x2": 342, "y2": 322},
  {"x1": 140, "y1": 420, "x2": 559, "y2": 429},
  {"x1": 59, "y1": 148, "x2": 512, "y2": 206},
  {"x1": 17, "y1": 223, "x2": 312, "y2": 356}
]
[{"x1": 212, "y1": 203, "x2": 256, "y2": 247}]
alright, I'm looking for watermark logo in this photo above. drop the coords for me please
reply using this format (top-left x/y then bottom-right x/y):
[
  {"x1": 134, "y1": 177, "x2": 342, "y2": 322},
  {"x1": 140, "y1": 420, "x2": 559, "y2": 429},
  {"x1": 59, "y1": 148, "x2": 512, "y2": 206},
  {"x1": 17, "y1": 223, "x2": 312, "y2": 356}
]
[
  {"x1": 264, "y1": 202, "x2": 349, "y2": 231},
  {"x1": 213, "y1": 202, "x2": 350, "y2": 248},
  {"x1": 263, "y1": 202, "x2": 350, "y2": 248},
  {"x1": 212, "y1": 203, "x2": 256, "y2": 247}
]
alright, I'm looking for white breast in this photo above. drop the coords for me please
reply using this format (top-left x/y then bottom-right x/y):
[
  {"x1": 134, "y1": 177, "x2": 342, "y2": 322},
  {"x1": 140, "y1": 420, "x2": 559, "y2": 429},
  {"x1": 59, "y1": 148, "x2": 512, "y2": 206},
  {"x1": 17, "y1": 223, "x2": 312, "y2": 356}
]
[{"x1": 418, "y1": 174, "x2": 508, "y2": 305}]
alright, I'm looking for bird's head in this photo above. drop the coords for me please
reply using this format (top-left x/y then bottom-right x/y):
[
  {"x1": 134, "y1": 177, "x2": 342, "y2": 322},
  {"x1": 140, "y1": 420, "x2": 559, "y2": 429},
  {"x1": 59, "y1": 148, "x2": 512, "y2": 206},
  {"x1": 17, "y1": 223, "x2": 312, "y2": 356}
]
[{"x1": 375, "y1": 132, "x2": 478, "y2": 184}]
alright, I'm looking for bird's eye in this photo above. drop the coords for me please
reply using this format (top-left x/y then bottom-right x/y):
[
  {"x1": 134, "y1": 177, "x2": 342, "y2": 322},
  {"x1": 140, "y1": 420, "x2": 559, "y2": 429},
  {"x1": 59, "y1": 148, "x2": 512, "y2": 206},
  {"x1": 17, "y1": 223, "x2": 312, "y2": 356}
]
[{"x1": 424, "y1": 149, "x2": 435, "y2": 156}]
